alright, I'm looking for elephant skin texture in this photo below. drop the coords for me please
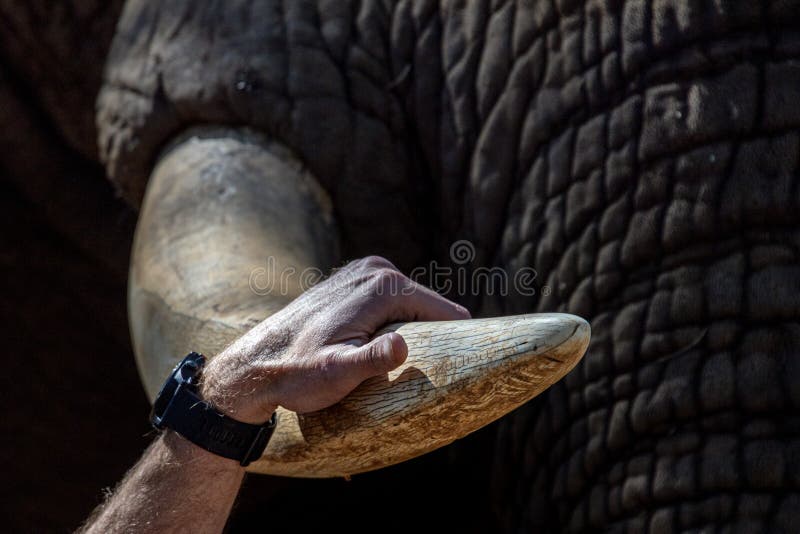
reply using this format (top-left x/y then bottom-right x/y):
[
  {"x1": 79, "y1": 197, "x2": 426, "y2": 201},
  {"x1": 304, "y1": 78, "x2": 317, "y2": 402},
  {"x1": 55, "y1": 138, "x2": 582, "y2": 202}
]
[
  {"x1": 98, "y1": 2, "x2": 800, "y2": 530},
  {"x1": 1, "y1": 0, "x2": 799, "y2": 532}
]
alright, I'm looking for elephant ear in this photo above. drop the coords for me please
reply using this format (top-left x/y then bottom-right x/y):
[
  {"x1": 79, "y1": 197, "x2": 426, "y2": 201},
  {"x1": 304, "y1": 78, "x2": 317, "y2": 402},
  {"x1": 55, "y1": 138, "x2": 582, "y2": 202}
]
[{"x1": 129, "y1": 126, "x2": 590, "y2": 478}]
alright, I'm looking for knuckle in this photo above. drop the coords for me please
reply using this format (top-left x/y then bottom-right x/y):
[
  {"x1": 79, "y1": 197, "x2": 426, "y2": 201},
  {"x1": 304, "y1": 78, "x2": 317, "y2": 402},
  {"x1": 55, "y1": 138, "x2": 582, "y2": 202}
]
[
  {"x1": 342, "y1": 256, "x2": 396, "y2": 284},
  {"x1": 372, "y1": 267, "x2": 399, "y2": 280},
  {"x1": 364, "y1": 255, "x2": 394, "y2": 268},
  {"x1": 370, "y1": 268, "x2": 404, "y2": 295},
  {"x1": 361, "y1": 255, "x2": 395, "y2": 270},
  {"x1": 342, "y1": 258, "x2": 403, "y2": 294},
  {"x1": 363, "y1": 346, "x2": 385, "y2": 371}
]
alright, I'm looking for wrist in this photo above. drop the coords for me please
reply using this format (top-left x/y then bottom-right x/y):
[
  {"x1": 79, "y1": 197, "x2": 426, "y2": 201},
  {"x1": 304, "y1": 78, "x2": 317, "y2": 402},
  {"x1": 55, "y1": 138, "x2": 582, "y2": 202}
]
[
  {"x1": 200, "y1": 354, "x2": 278, "y2": 425},
  {"x1": 161, "y1": 429, "x2": 246, "y2": 472}
]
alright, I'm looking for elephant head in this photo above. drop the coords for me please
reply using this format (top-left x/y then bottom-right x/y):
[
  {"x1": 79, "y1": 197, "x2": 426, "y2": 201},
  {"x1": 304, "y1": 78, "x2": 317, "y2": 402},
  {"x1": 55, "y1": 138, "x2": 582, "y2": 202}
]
[{"x1": 97, "y1": 0, "x2": 800, "y2": 531}]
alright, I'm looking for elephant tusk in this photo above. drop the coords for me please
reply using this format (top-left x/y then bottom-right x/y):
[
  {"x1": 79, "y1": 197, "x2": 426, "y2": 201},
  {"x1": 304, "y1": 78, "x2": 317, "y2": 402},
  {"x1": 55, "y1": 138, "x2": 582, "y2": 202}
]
[
  {"x1": 129, "y1": 127, "x2": 340, "y2": 400},
  {"x1": 129, "y1": 128, "x2": 590, "y2": 478},
  {"x1": 254, "y1": 312, "x2": 589, "y2": 477}
]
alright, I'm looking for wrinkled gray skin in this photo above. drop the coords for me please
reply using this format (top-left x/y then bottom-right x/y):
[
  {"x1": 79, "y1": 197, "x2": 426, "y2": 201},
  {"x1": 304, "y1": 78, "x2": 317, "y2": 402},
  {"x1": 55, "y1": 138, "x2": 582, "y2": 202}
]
[
  {"x1": 5, "y1": 0, "x2": 800, "y2": 531},
  {"x1": 98, "y1": 2, "x2": 800, "y2": 531}
]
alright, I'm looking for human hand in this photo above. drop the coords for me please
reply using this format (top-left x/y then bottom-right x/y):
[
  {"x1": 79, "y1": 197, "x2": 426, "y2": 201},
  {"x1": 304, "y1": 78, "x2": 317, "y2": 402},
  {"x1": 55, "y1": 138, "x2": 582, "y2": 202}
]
[{"x1": 200, "y1": 256, "x2": 470, "y2": 423}]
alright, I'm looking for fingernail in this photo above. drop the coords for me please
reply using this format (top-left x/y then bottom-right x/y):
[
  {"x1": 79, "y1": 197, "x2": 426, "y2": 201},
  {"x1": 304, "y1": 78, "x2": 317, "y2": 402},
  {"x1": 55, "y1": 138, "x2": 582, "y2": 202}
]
[{"x1": 382, "y1": 335, "x2": 394, "y2": 359}]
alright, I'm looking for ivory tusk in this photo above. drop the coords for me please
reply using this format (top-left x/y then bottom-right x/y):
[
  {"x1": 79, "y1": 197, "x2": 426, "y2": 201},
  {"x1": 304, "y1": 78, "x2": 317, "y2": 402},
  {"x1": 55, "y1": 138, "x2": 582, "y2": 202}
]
[
  {"x1": 129, "y1": 128, "x2": 340, "y2": 399},
  {"x1": 129, "y1": 128, "x2": 590, "y2": 478},
  {"x1": 254, "y1": 312, "x2": 589, "y2": 477}
]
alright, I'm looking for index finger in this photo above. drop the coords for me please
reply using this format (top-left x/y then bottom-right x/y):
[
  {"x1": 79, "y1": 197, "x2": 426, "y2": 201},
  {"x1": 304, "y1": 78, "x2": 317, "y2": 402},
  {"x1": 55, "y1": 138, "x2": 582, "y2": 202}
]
[{"x1": 365, "y1": 268, "x2": 471, "y2": 323}]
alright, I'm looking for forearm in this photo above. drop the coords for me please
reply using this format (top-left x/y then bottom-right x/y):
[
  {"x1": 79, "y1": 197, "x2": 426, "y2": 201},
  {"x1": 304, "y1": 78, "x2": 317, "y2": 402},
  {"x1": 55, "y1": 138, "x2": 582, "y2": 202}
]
[{"x1": 80, "y1": 431, "x2": 245, "y2": 534}]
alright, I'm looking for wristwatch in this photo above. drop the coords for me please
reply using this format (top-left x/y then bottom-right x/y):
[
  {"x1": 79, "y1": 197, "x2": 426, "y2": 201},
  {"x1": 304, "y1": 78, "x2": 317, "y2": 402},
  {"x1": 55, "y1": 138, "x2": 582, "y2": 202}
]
[{"x1": 151, "y1": 352, "x2": 277, "y2": 466}]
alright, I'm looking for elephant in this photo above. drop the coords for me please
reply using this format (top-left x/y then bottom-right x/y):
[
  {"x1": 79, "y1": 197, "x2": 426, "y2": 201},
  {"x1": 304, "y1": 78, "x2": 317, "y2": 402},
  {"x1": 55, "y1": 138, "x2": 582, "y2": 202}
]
[{"x1": 3, "y1": 0, "x2": 800, "y2": 532}]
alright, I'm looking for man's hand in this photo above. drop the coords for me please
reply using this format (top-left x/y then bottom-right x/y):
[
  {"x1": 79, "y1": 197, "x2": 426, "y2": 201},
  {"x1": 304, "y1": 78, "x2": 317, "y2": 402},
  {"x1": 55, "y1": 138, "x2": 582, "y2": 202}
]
[
  {"x1": 80, "y1": 256, "x2": 469, "y2": 533},
  {"x1": 201, "y1": 256, "x2": 470, "y2": 423}
]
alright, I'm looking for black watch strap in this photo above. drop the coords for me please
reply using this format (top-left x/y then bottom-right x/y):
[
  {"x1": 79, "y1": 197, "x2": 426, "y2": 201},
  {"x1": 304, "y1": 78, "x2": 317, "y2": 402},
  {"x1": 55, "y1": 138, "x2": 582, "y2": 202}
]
[{"x1": 160, "y1": 387, "x2": 277, "y2": 466}]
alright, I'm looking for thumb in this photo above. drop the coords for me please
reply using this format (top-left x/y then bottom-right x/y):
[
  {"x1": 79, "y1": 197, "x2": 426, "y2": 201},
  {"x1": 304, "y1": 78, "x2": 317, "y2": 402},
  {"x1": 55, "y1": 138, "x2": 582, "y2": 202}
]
[{"x1": 342, "y1": 332, "x2": 408, "y2": 381}]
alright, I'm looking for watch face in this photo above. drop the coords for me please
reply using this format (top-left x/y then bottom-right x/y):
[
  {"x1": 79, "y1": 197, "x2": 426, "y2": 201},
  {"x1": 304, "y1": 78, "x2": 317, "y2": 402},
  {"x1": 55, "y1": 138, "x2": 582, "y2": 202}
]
[{"x1": 151, "y1": 352, "x2": 205, "y2": 427}]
